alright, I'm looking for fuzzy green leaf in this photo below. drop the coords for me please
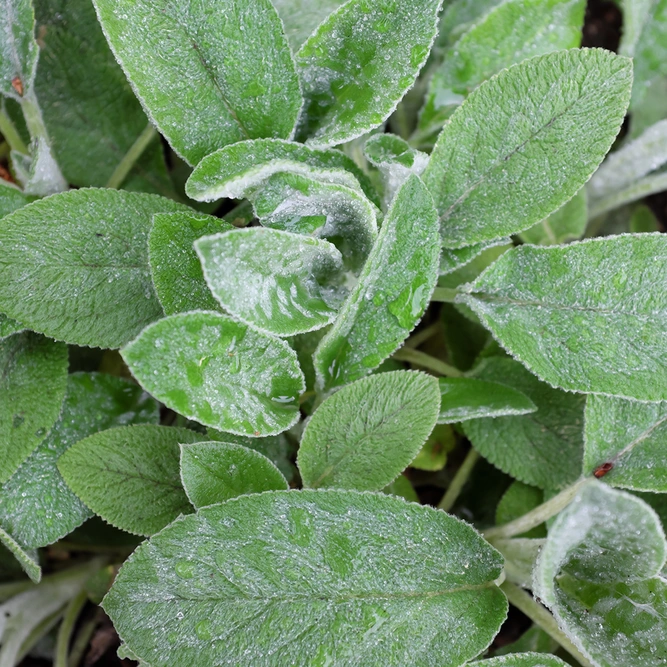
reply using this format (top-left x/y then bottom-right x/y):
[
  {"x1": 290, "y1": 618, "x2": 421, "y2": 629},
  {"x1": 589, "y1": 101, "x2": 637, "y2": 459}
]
[
  {"x1": 518, "y1": 189, "x2": 588, "y2": 246},
  {"x1": 0, "y1": 332, "x2": 68, "y2": 483},
  {"x1": 419, "y1": 0, "x2": 584, "y2": 137},
  {"x1": 298, "y1": 371, "x2": 440, "y2": 490},
  {"x1": 0, "y1": 315, "x2": 24, "y2": 341},
  {"x1": 296, "y1": 0, "x2": 442, "y2": 148},
  {"x1": 423, "y1": 49, "x2": 632, "y2": 247},
  {"x1": 196, "y1": 228, "x2": 345, "y2": 336},
  {"x1": 0, "y1": 372, "x2": 160, "y2": 548},
  {"x1": 149, "y1": 212, "x2": 232, "y2": 316},
  {"x1": 92, "y1": 0, "x2": 302, "y2": 165},
  {"x1": 477, "y1": 655, "x2": 569, "y2": 666},
  {"x1": 185, "y1": 138, "x2": 378, "y2": 207},
  {"x1": 314, "y1": 174, "x2": 440, "y2": 390},
  {"x1": 58, "y1": 425, "x2": 200, "y2": 536},
  {"x1": 252, "y1": 172, "x2": 379, "y2": 273},
  {"x1": 180, "y1": 441, "x2": 288, "y2": 509},
  {"x1": 534, "y1": 481, "x2": 667, "y2": 667},
  {"x1": 0, "y1": 180, "x2": 33, "y2": 219},
  {"x1": 584, "y1": 394, "x2": 667, "y2": 492},
  {"x1": 0, "y1": 189, "x2": 190, "y2": 348},
  {"x1": 437, "y1": 377, "x2": 536, "y2": 424},
  {"x1": 461, "y1": 235, "x2": 667, "y2": 401},
  {"x1": 103, "y1": 490, "x2": 507, "y2": 667},
  {"x1": 0, "y1": 525, "x2": 40, "y2": 583},
  {"x1": 33, "y1": 0, "x2": 173, "y2": 195},
  {"x1": 0, "y1": 0, "x2": 38, "y2": 101},
  {"x1": 122, "y1": 311, "x2": 305, "y2": 437},
  {"x1": 496, "y1": 481, "x2": 545, "y2": 538},
  {"x1": 440, "y1": 239, "x2": 511, "y2": 277},
  {"x1": 463, "y1": 358, "x2": 584, "y2": 490},
  {"x1": 271, "y1": 0, "x2": 344, "y2": 50}
]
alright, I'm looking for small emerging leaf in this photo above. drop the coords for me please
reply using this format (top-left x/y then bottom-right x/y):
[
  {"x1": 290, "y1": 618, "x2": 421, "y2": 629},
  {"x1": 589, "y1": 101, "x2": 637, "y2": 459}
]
[
  {"x1": 103, "y1": 490, "x2": 507, "y2": 666},
  {"x1": 461, "y1": 235, "x2": 667, "y2": 401},
  {"x1": 298, "y1": 371, "x2": 440, "y2": 490},
  {"x1": 0, "y1": 0, "x2": 38, "y2": 101},
  {"x1": 122, "y1": 311, "x2": 305, "y2": 437},
  {"x1": 196, "y1": 228, "x2": 346, "y2": 336},
  {"x1": 180, "y1": 441, "x2": 288, "y2": 509},
  {"x1": 59, "y1": 425, "x2": 200, "y2": 536},
  {"x1": 437, "y1": 377, "x2": 536, "y2": 424},
  {"x1": 314, "y1": 174, "x2": 440, "y2": 390},
  {"x1": 92, "y1": 0, "x2": 303, "y2": 164}
]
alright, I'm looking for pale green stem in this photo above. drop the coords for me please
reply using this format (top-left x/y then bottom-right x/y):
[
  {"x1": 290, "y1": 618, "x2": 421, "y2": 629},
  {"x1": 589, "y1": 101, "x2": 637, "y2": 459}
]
[
  {"x1": 431, "y1": 287, "x2": 460, "y2": 303},
  {"x1": 405, "y1": 322, "x2": 441, "y2": 349},
  {"x1": 588, "y1": 172, "x2": 667, "y2": 219},
  {"x1": 392, "y1": 347, "x2": 463, "y2": 377},
  {"x1": 0, "y1": 108, "x2": 28, "y2": 155},
  {"x1": 54, "y1": 590, "x2": 88, "y2": 667},
  {"x1": 68, "y1": 609, "x2": 102, "y2": 667},
  {"x1": 438, "y1": 448, "x2": 480, "y2": 512},
  {"x1": 20, "y1": 88, "x2": 51, "y2": 144},
  {"x1": 500, "y1": 581, "x2": 595, "y2": 667},
  {"x1": 484, "y1": 478, "x2": 590, "y2": 541},
  {"x1": 15, "y1": 608, "x2": 66, "y2": 665},
  {"x1": 106, "y1": 123, "x2": 157, "y2": 189}
]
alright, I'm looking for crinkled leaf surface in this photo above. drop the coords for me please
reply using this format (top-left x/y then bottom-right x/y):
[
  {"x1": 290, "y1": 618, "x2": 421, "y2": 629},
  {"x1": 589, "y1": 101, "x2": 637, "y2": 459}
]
[
  {"x1": 0, "y1": 372, "x2": 160, "y2": 548},
  {"x1": 0, "y1": 525, "x2": 40, "y2": 582},
  {"x1": 185, "y1": 138, "x2": 378, "y2": 206},
  {"x1": 518, "y1": 189, "x2": 588, "y2": 246},
  {"x1": 584, "y1": 394, "x2": 667, "y2": 492},
  {"x1": 0, "y1": 0, "x2": 38, "y2": 100},
  {"x1": 33, "y1": 0, "x2": 173, "y2": 195},
  {"x1": 363, "y1": 133, "x2": 429, "y2": 208},
  {"x1": 103, "y1": 490, "x2": 507, "y2": 667},
  {"x1": 314, "y1": 174, "x2": 439, "y2": 390},
  {"x1": 0, "y1": 332, "x2": 68, "y2": 483},
  {"x1": 298, "y1": 371, "x2": 440, "y2": 490},
  {"x1": 149, "y1": 212, "x2": 232, "y2": 316},
  {"x1": 588, "y1": 119, "x2": 667, "y2": 205},
  {"x1": 122, "y1": 311, "x2": 305, "y2": 437},
  {"x1": 92, "y1": 0, "x2": 302, "y2": 165},
  {"x1": 271, "y1": 0, "x2": 344, "y2": 50},
  {"x1": 252, "y1": 171, "x2": 379, "y2": 273},
  {"x1": 296, "y1": 0, "x2": 442, "y2": 148},
  {"x1": 534, "y1": 482, "x2": 667, "y2": 667},
  {"x1": 419, "y1": 0, "x2": 584, "y2": 136},
  {"x1": 58, "y1": 425, "x2": 200, "y2": 536},
  {"x1": 460, "y1": 235, "x2": 667, "y2": 401},
  {"x1": 208, "y1": 428, "x2": 296, "y2": 482},
  {"x1": 437, "y1": 377, "x2": 536, "y2": 424},
  {"x1": 464, "y1": 358, "x2": 584, "y2": 490},
  {"x1": 0, "y1": 189, "x2": 190, "y2": 348},
  {"x1": 440, "y1": 239, "x2": 511, "y2": 277},
  {"x1": 477, "y1": 655, "x2": 569, "y2": 666},
  {"x1": 180, "y1": 441, "x2": 287, "y2": 509},
  {"x1": 197, "y1": 228, "x2": 346, "y2": 336},
  {"x1": 423, "y1": 49, "x2": 632, "y2": 247}
]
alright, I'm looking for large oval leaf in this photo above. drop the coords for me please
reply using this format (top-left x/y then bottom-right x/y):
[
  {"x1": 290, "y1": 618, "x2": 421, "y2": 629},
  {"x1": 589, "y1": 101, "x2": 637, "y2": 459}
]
[
  {"x1": 298, "y1": 371, "x2": 440, "y2": 490},
  {"x1": 92, "y1": 0, "x2": 303, "y2": 165},
  {"x1": 58, "y1": 425, "x2": 200, "y2": 536},
  {"x1": 296, "y1": 0, "x2": 442, "y2": 148},
  {"x1": 0, "y1": 332, "x2": 68, "y2": 483},
  {"x1": 314, "y1": 174, "x2": 440, "y2": 390},
  {"x1": 0, "y1": 189, "x2": 190, "y2": 348},
  {"x1": 423, "y1": 49, "x2": 632, "y2": 247},
  {"x1": 103, "y1": 490, "x2": 507, "y2": 666},
  {"x1": 196, "y1": 227, "x2": 346, "y2": 336},
  {"x1": 122, "y1": 311, "x2": 305, "y2": 436},
  {"x1": 460, "y1": 235, "x2": 667, "y2": 401}
]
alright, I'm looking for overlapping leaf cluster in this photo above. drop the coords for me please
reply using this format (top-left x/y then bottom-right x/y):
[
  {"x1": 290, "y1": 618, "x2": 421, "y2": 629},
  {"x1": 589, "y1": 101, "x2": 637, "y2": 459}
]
[{"x1": 1, "y1": 0, "x2": 667, "y2": 665}]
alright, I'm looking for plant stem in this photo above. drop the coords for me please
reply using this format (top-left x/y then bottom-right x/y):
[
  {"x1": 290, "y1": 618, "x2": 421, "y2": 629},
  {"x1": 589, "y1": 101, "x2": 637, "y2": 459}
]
[
  {"x1": 588, "y1": 172, "x2": 667, "y2": 219},
  {"x1": 54, "y1": 590, "x2": 88, "y2": 667},
  {"x1": 500, "y1": 581, "x2": 595, "y2": 667},
  {"x1": 430, "y1": 287, "x2": 459, "y2": 303},
  {"x1": 438, "y1": 448, "x2": 480, "y2": 512},
  {"x1": 0, "y1": 579, "x2": 35, "y2": 602},
  {"x1": 405, "y1": 322, "x2": 441, "y2": 349},
  {"x1": 106, "y1": 123, "x2": 157, "y2": 189},
  {"x1": 0, "y1": 108, "x2": 28, "y2": 155},
  {"x1": 68, "y1": 609, "x2": 102, "y2": 667},
  {"x1": 392, "y1": 347, "x2": 463, "y2": 377},
  {"x1": 484, "y1": 478, "x2": 590, "y2": 541}
]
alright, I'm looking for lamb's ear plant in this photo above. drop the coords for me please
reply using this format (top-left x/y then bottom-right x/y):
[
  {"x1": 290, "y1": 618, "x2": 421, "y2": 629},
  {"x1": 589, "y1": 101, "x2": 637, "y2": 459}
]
[{"x1": 1, "y1": 0, "x2": 667, "y2": 665}]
